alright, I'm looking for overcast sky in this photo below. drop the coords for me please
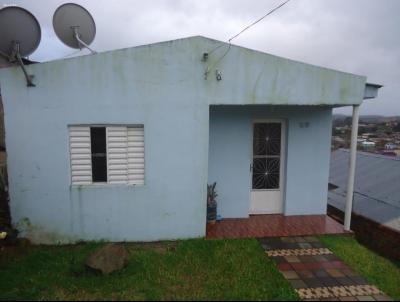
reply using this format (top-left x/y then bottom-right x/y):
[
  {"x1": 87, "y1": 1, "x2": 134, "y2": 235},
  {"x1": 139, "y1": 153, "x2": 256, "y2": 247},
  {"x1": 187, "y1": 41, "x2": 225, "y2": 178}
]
[{"x1": 4, "y1": 0, "x2": 400, "y2": 115}]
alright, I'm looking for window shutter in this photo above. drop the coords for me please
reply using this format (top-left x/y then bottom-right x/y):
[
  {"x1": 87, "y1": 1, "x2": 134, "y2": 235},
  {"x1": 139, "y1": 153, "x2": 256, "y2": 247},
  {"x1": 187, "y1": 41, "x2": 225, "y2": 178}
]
[
  {"x1": 107, "y1": 126, "x2": 128, "y2": 184},
  {"x1": 69, "y1": 125, "x2": 144, "y2": 186},
  {"x1": 69, "y1": 126, "x2": 92, "y2": 185},
  {"x1": 127, "y1": 126, "x2": 145, "y2": 185}
]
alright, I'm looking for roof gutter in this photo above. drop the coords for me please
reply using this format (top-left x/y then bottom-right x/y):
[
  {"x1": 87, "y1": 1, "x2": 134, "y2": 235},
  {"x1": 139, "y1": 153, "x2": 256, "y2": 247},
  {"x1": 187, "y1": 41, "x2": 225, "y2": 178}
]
[{"x1": 364, "y1": 82, "x2": 383, "y2": 100}]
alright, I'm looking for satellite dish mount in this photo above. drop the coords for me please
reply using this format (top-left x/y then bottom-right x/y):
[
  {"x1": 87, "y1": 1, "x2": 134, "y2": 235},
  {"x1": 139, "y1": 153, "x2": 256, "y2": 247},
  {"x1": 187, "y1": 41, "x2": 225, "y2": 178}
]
[
  {"x1": 7, "y1": 41, "x2": 35, "y2": 87},
  {"x1": 71, "y1": 26, "x2": 96, "y2": 54}
]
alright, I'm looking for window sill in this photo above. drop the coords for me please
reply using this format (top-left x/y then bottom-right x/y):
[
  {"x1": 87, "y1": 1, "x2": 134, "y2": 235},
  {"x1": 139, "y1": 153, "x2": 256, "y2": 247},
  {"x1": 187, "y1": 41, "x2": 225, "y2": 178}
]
[{"x1": 71, "y1": 183, "x2": 145, "y2": 188}]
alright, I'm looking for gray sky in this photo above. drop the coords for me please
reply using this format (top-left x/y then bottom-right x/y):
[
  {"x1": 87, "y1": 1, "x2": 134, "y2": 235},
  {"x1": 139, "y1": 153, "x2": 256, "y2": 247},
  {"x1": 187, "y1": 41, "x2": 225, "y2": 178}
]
[{"x1": 4, "y1": 0, "x2": 400, "y2": 116}]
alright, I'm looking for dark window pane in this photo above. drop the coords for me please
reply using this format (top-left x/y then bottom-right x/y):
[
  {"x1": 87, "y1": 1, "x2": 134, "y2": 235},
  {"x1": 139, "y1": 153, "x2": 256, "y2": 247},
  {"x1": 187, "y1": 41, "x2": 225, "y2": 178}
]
[
  {"x1": 266, "y1": 124, "x2": 281, "y2": 156},
  {"x1": 253, "y1": 123, "x2": 281, "y2": 156},
  {"x1": 252, "y1": 158, "x2": 280, "y2": 189},
  {"x1": 253, "y1": 124, "x2": 267, "y2": 156},
  {"x1": 92, "y1": 156, "x2": 107, "y2": 182},
  {"x1": 91, "y1": 127, "x2": 106, "y2": 154},
  {"x1": 252, "y1": 158, "x2": 266, "y2": 189},
  {"x1": 90, "y1": 127, "x2": 107, "y2": 182}
]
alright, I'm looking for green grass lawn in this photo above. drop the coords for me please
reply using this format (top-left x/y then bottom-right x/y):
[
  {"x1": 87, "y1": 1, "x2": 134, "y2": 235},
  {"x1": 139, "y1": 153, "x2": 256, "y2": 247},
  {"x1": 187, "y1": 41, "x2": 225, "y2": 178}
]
[
  {"x1": 2, "y1": 236, "x2": 399, "y2": 301},
  {"x1": 320, "y1": 235, "x2": 400, "y2": 300},
  {"x1": 0, "y1": 239, "x2": 299, "y2": 301}
]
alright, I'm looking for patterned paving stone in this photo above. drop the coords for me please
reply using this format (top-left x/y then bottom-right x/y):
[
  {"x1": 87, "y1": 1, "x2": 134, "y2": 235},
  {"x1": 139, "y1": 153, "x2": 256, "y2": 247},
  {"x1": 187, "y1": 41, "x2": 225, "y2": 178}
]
[
  {"x1": 297, "y1": 270, "x2": 315, "y2": 279},
  {"x1": 314, "y1": 269, "x2": 329, "y2": 278},
  {"x1": 321, "y1": 277, "x2": 341, "y2": 287},
  {"x1": 282, "y1": 270, "x2": 299, "y2": 280},
  {"x1": 295, "y1": 285, "x2": 384, "y2": 300},
  {"x1": 311, "y1": 242, "x2": 325, "y2": 248},
  {"x1": 326, "y1": 254, "x2": 341, "y2": 261},
  {"x1": 289, "y1": 279, "x2": 308, "y2": 289},
  {"x1": 314, "y1": 255, "x2": 328, "y2": 262},
  {"x1": 278, "y1": 263, "x2": 292, "y2": 271},
  {"x1": 356, "y1": 296, "x2": 376, "y2": 301},
  {"x1": 266, "y1": 248, "x2": 333, "y2": 257},
  {"x1": 304, "y1": 236, "x2": 320, "y2": 243},
  {"x1": 282, "y1": 237, "x2": 296, "y2": 243},
  {"x1": 273, "y1": 256, "x2": 286, "y2": 264},
  {"x1": 303, "y1": 278, "x2": 324, "y2": 288},
  {"x1": 285, "y1": 255, "x2": 301, "y2": 263},
  {"x1": 373, "y1": 294, "x2": 393, "y2": 301},
  {"x1": 299, "y1": 242, "x2": 313, "y2": 249},
  {"x1": 350, "y1": 276, "x2": 369, "y2": 286},
  {"x1": 337, "y1": 277, "x2": 356, "y2": 286},
  {"x1": 342, "y1": 268, "x2": 359, "y2": 277},
  {"x1": 259, "y1": 236, "x2": 392, "y2": 301},
  {"x1": 327, "y1": 268, "x2": 346, "y2": 278},
  {"x1": 299, "y1": 255, "x2": 316, "y2": 263}
]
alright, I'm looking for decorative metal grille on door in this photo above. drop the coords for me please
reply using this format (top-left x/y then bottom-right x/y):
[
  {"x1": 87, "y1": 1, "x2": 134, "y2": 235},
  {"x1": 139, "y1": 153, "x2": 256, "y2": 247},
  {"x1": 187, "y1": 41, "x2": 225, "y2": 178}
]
[{"x1": 252, "y1": 123, "x2": 281, "y2": 189}]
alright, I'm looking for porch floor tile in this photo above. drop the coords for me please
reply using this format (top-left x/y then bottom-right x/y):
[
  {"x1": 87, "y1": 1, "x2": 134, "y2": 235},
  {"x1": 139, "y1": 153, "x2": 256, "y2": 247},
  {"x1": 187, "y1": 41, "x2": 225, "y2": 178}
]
[{"x1": 206, "y1": 214, "x2": 350, "y2": 239}]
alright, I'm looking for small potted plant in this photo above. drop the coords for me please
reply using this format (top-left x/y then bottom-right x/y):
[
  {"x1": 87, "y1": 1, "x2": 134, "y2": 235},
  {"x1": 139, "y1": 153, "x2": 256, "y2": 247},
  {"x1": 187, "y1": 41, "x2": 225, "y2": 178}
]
[{"x1": 207, "y1": 182, "x2": 218, "y2": 224}]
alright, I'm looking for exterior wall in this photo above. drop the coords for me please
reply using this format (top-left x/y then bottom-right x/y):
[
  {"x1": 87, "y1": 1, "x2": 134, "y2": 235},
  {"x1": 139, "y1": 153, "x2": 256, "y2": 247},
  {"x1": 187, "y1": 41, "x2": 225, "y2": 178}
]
[
  {"x1": 0, "y1": 39, "x2": 211, "y2": 244},
  {"x1": 208, "y1": 105, "x2": 333, "y2": 218},
  {"x1": 0, "y1": 37, "x2": 358, "y2": 243},
  {"x1": 0, "y1": 96, "x2": 5, "y2": 150}
]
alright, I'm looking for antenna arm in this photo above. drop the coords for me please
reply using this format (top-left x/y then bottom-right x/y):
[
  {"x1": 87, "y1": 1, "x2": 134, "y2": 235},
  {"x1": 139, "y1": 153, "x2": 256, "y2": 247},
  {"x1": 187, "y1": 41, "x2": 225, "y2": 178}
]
[
  {"x1": 73, "y1": 29, "x2": 97, "y2": 54},
  {"x1": 15, "y1": 51, "x2": 35, "y2": 87}
]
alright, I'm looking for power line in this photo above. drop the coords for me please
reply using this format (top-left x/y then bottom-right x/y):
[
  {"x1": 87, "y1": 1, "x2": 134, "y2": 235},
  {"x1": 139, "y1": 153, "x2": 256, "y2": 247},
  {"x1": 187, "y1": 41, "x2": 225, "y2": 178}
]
[
  {"x1": 228, "y1": 0, "x2": 291, "y2": 43},
  {"x1": 204, "y1": 0, "x2": 292, "y2": 79},
  {"x1": 208, "y1": 0, "x2": 292, "y2": 55}
]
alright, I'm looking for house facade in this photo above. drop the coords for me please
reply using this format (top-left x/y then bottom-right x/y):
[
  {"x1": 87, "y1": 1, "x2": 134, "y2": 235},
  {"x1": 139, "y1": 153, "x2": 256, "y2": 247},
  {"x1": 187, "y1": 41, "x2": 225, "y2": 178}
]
[{"x1": 0, "y1": 36, "x2": 377, "y2": 244}]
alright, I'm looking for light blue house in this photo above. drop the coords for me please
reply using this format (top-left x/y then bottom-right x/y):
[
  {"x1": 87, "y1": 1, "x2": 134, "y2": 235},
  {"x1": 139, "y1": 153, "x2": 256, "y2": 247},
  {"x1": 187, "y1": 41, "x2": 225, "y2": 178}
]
[{"x1": 0, "y1": 36, "x2": 380, "y2": 243}]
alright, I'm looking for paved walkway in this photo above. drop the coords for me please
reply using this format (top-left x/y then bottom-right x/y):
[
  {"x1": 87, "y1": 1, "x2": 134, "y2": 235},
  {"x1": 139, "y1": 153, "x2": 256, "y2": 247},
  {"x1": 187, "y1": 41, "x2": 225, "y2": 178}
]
[{"x1": 260, "y1": 236, "x2": 392, "y2": 301}]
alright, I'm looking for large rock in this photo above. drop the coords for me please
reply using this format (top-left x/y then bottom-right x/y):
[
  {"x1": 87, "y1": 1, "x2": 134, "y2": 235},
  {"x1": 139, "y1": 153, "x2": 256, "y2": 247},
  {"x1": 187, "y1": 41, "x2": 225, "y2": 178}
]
[{"x1": 85, "y1": 244, "x2": 129, "y2": 275}]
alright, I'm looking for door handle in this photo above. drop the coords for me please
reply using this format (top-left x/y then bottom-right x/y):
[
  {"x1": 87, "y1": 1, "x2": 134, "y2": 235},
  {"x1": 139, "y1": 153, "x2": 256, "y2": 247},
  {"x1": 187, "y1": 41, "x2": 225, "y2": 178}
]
[{"x1": 250, "y1": 163, "x2": 253, "y2": 172}]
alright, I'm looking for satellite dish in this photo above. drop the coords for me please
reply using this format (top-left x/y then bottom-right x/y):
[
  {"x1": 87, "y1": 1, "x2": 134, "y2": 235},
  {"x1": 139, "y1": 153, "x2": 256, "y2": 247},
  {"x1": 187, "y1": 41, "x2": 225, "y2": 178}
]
[
  {"x1": 0, "y1": 6, "x2": 41, "y2": 57},
  {"x1": 0, "y1": 6, "x2": 41, "y2": 86},
  {"x1": 53, "y1": 3, "x2": 96, "y2": 53}
]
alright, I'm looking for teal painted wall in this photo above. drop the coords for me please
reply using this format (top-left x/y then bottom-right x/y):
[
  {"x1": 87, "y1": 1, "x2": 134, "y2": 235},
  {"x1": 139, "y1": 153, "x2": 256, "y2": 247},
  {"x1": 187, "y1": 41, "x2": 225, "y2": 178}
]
[{"x1": 208, "y1": 105, "x2": 333, "y2": 218}]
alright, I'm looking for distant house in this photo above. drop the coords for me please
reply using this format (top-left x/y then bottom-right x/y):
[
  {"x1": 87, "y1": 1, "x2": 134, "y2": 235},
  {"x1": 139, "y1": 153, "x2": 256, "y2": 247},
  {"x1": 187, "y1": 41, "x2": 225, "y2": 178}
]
[
  {"x1": 329, "y1": 149, "x2": 400, "y2": 232},
  {"x1": 361, "y1": 133, "x2": 376, "y2": 139},
  {"x1": 385, "y1": 143, "x2": 398, "y2": 150},
  {"x1": 360, "y1": 141, "x2": 375, "y2": 148},
  {"x1": 0, "y1": 36, "x2": 380, "y2": 244},
  {"x1": 333, "y1": 136, "x2": 346, "y2": 147}
]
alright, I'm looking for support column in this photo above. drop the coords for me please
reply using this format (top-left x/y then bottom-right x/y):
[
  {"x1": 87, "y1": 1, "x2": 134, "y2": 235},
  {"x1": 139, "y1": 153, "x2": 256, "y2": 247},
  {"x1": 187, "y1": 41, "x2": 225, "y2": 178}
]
[{"x1": 344, "y1": 104, "x2": 360, "y2": 231}]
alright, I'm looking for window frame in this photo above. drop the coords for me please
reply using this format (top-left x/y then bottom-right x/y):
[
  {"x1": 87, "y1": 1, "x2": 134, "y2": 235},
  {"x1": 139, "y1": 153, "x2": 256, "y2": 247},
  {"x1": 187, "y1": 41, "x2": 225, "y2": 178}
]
[{"x1": 69, "y1": 124, "x2": 145, "y2": 187}]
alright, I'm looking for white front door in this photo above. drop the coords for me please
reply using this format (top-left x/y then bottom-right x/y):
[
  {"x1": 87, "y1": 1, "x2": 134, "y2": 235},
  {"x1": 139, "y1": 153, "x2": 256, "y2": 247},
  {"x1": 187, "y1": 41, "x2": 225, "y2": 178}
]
[{"x1": 250, "y1": 121, "x2": 285, "y2": 214}]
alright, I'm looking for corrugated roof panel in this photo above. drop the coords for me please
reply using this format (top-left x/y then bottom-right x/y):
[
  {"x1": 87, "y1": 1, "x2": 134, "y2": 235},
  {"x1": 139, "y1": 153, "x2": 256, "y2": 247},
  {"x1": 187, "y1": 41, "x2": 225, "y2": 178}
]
[{"x1": 329, "y1": 149, "x2": 400, "y2": 231}]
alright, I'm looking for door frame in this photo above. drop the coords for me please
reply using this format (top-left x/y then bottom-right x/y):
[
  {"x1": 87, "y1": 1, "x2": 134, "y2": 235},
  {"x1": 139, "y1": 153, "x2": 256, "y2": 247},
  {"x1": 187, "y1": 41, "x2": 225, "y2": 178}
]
[{"x1": 249, "y1": 119, "x2": 287, "y2": 215}]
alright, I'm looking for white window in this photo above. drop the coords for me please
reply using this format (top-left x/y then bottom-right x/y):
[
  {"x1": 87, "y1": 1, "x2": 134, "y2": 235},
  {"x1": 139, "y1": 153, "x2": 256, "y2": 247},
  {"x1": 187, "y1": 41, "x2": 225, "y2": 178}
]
[{"x1": 69, "y1": 125, "x2": 145, "y2": 186}]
